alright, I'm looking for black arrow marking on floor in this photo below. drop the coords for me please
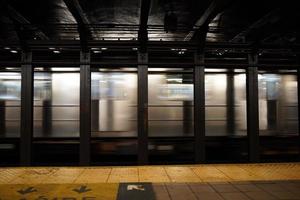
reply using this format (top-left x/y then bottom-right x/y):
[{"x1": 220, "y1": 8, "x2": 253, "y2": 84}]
[
  {"x1": 73, "y1": 185, "x2": 92, "y2": 194},
  {"x1": 117, "y1": 183, "x2": 155, "y2": 200},
  {"x1": 17, "y1": 187, "x2": 37, "y2": 195}
]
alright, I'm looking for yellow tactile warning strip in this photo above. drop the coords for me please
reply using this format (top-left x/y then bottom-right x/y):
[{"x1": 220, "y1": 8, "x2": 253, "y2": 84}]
[
  {"x1": 0, "y1": 163, "x2": 300, "y2": 184},
  {"x1": 0, "y1": 183, "x2": 119, "y2": 200},
  {"x1": 1, "y1": 181, "x2": 300, "y2": 200}
]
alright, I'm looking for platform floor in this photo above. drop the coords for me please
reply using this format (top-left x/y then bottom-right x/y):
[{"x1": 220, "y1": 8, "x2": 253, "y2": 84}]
[{"x1": 0, "y1": 163, "x2": 300, "y2": 199}]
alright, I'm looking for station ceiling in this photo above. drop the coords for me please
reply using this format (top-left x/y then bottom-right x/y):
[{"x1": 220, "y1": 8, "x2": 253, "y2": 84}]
[{"x1": 0, "y1": 0, "x2": 299, "y2": 45}]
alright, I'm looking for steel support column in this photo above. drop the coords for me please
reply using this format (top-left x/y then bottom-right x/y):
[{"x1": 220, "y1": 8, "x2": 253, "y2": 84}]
[
  {"x1": 20, "y1": 51, "x2": 33, "y2": 166},
  {"x1": 194, "y1": 53, "x2": 205, "y2": 163},
  {"x1": 227, "y1": 69, "x2": 235, "y2": 135},
  {"x1": 80, "y1": 51, "x2": 91, "y2": 166},
  {"x1": 247, "y1": 53, "x2": 259, "y2": 162},
  {"x1": 138, "y1": 52, "x2": 148, "y2": 165}
]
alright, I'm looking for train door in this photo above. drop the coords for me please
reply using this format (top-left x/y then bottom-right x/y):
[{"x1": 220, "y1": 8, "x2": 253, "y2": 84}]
[
  {"x1": 148, "y1": 68, "x2": 194, "y2": 164},
  {"x1": 205, "y1": 68, "x2": 248, "y2": 162},
  {"x1": 258, "y1": 69, "x2": 299, "y2": 161},
  {"x1": 90, "y1": 67, "x2": 138, "y2": 165},
  {"x1": 32, "y1": 67, "x2": 80, "y2": 165}
]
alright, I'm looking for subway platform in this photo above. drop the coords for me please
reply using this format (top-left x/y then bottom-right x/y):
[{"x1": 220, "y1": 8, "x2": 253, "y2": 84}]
[{"x1": 0, "y1": 163, "x2": 300, "y2": 199}]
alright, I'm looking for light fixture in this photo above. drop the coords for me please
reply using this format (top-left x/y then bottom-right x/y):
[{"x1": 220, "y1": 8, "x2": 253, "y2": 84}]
[
  {"x1": 53, "y1": 50, "x2": 61, "y2": 54},
  {"x1": 6, "y1": 67, "x2": 15, "y2": 70},
  {"x1": 101, "y1": 47, "x2": 108, "y2": 50},
  {"x1": 10, "y1": 50, "x2": 18, "y2": 54},
  {"x1": 93, "y1": 50, "x2": 102, "y2": 54},
  {"x1": 4, "y1": 47, "x2": 10, "y2": 50},
  {"x1": 91, "y1": 47, "x2": 100, "y2": 50},
  {"x1": 132, "y1": 47, "x2": 138, "y2": 51},
  {"x1": 49, "y1": 47, "x2": 56, "y2": 50},
  {"x1": 51, "y1": 67, "x2": 78, "y2": 71}
]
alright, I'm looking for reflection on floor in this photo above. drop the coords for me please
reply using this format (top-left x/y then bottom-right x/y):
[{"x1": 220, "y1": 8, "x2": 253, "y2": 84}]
[{"x1": 0, "y1": 163, "x2": 300, "y2": 199}]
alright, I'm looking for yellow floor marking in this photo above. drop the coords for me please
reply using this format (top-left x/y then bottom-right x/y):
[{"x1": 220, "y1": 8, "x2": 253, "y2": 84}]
[
  {"x1": 214, "y1": 164, "x2": 260, "y2": 181},
  {"x1": 75, "y1": 168, "x2": 112, "y2": 183},
  {"x1": 247, "y1": 163, "x2": 300, "y2": 180},
  {"x1": 107, "y1": 167, "x2": 139, "y2": 183},
  {"x1": 239, "y1": 164, "x2": 290, "y2": 180},
  {"x1": 0, "y1": 183, "x2": 118, "y2": 200},
  {"x1": 191, "y1": 165, "x2": 232, "y2": 182},
  {"x1": 0, "y1": 168, "x2": 25, "y2": 184},
  {"x1": 270, "y1": 163, "x2": 300, "y2": 179},
  {"x1": 44, "y1": 167, "x2": 85, "y2": 184},
  {"x1": 165, "y1": 166, "x2": 201, "y2": 182},
  {"x1": 138, "y1": 167, "x2": 170, "y2": 182},
  {"x1": 11, "y1": 168, "x2": 56, "y2": 184},
  {"x1": 0, "y1": 163, "x2": 299, "y2": 184}
]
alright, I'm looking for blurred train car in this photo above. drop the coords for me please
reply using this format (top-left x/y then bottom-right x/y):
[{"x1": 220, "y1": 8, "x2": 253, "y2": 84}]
[{"x1": 0, "y1": 68, "x2": 298, "y2": 165}]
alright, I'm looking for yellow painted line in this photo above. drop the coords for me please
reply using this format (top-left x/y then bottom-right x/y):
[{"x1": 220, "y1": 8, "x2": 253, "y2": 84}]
[
  {"x1": 138, "y1": 167, "x2": 170, "y2": 182},
  {"x1": 43, "y1": 168, "x2": 85, "y2": 184},
  {"x1": 191, "y1": 165, "x2": 232, "y2": 182},
  {"x1": 107, "y1": 167, "x2": 139, "y2": 183},
  {"x1": 165, "y1": 167, "x2": 201, "y2": 182},
  {"x1": 0, "y1": 169, "x2": 24, "y2": 184},
  {"x1": 11, "y1": 168, "x2": 57, "y2": 184},
  {"x1": 0, "y1": 183, "x2": 119, "y2": 200},
  {"x1": 214, "y1": 165, "x2": 259, "y2": 181},
  {"x1": 240, "y1": 163, "x2": 300, "y2": 180},
  {"x1": 75, "y1": 168, "x2": 112, "y2": 183},
  {"x1": 0, "y1": 163, "x2": 300, "y2": 184}
]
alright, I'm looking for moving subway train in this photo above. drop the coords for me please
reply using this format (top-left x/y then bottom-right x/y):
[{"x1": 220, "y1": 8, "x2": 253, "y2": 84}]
[{"x1": 0, "y1": 67, "x2": 298, "y2": 165}]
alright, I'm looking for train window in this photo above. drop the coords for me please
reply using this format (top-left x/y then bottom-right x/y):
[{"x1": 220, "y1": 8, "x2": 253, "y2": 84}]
[
  {"x1": 0, "y1": 70, "x2": 21, "y2": 138},
  {"x1": 0, "y1": 69, "x2": 21, "y2": 165},
  {"x1": 258, "y1": 69, "x2": 299, "y2": 161},
  {"x1": 33, "y1": 67, "x2": 80, "y2": 138},
  {"x1": 205, "y1": 68, "x2": 248, "y2": 162},
  {"x1": 148, "y1": 68, "x2": 194, "y2": 137},
  {"x1": 91, "y1": 68, "x2": 137, "y2": 137}
]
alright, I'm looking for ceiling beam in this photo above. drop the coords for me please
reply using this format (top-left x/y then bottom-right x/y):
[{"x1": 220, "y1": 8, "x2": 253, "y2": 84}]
[
  {"x1": 138, "y1": 0, "x2": 151, "y2": 52},
  {"x1": 230, "y1": 9, "x2": 281, "y2": 43},
  {"x1": 63, "y1": 0, "x2": 93, "y2": 51},
  {"x1": 260, "y1": 8, "x2": 300, "y2": 44},
  {"x1": 184, "y1": 0, "x2": 230, "y2": 42},
  {"x1": 6, "y1": 5, "x2": 49, "y2": 41}
]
